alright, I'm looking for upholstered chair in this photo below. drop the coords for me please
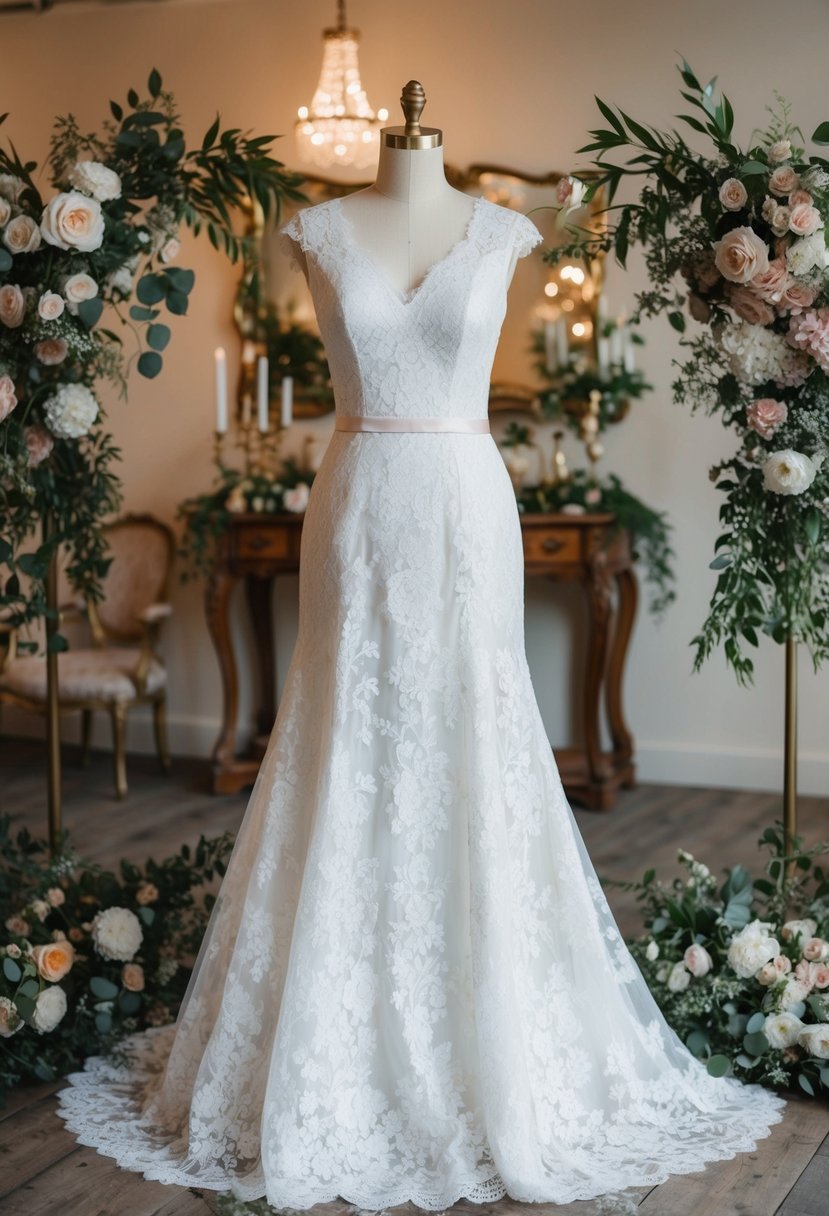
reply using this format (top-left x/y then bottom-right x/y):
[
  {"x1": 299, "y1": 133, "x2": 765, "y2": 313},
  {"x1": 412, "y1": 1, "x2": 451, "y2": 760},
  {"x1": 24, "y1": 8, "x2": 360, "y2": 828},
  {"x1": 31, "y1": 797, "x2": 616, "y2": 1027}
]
[{"x1": 0, "y1": 514, "x2": 175, "y2": 798}]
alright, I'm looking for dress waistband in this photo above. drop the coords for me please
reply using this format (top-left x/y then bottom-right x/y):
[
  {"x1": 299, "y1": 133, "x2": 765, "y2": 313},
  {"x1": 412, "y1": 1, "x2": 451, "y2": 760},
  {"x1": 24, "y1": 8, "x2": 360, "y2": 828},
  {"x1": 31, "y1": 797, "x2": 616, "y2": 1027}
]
[{"x1": 335, "y1": 415, "x2": 490, "y2": 434}]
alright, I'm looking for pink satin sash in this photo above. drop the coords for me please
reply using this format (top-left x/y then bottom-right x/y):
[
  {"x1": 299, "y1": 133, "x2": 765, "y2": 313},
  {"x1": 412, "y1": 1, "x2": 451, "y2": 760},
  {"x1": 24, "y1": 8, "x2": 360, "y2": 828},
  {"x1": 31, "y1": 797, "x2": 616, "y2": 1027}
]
[{"x1": 335, "y1": 415, "x2": 490, "y2": 434}]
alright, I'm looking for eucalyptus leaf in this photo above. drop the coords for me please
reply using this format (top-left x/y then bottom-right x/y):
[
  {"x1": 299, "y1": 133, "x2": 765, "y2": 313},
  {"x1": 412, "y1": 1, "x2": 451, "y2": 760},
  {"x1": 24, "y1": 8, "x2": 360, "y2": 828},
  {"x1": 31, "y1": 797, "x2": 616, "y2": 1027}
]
[
  {"x1": 90, "y1": 975, "x2": 119, "y2": 1000},
  {"x1": 2, "y1": 956, "x2": 21, "y2": 983},
  {"x1": 707, "y1": 1054, "x2": 731, "y2": 1077}
]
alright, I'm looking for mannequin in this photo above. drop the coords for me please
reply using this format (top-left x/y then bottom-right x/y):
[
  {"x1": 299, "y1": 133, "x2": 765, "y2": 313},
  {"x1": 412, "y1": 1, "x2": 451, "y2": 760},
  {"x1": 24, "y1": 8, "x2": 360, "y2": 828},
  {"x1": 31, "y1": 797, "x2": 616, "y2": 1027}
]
[{"x1": 292, "y1": 81, "x2": 479, "y2": 296}]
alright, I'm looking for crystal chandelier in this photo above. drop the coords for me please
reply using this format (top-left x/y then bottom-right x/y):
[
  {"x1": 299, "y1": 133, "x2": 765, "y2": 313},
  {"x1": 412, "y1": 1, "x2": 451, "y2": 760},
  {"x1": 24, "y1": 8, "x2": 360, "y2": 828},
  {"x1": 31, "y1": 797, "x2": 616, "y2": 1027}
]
[{"x1": 295, "y1": 0, "x2": 388, "y2": 172}]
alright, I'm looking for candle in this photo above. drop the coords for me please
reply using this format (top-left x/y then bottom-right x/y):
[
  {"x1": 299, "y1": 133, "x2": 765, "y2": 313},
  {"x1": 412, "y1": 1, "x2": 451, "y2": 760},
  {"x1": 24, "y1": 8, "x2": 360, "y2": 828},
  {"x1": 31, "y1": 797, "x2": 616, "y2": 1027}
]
[
  {"x1": 556, "y1": 318, "x2": 568, "y2": 369},
  {"x1": 597, "y1": 337, "x2": 611, "y2": 380},
  {"x1": 281, "y1": 375, "x2": 293, "y2": 429},
  {"x1": 257, "y1": 356, "x2": 269, "y2": 433},
  {"x1": 610, "y1": 323, "x2": 624, "y2": 366},
  {"x1": 544, "y1": 322, "x2": 557, "y2": 373},
  {"x1": 214, "y1": 347, "x2": 228, "y2": 434},
  {"x1": 623, "y1": 326, "x2": 636, "y2": 374}
]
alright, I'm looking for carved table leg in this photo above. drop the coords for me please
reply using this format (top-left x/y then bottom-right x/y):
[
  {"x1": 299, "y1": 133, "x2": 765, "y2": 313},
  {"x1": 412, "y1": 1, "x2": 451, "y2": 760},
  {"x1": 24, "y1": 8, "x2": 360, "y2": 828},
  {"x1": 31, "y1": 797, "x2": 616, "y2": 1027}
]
[
  {"x1": 584, "y1": 554, "x2": 613, "y2": 791},
  {"x1": 606, "y1": 566, "x2": 638, "y2": 784},
  {"x1": 205, "y1": 568, "x2": 239, "y2": 784},
  {"x1": 246, "y1": 574, "x2": 275, "y2": 736}
]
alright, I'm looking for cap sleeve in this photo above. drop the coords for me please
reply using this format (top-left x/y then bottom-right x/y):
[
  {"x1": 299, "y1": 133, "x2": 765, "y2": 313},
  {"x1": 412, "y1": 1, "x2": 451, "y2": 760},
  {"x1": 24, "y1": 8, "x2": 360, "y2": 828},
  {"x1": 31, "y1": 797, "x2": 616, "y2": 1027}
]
[
  {"x1": 512, "y1": 211, "x2": 543, "y2": 259},
  {"x1": 278, "y1": 211, "x2": 307, "y2": 273}
]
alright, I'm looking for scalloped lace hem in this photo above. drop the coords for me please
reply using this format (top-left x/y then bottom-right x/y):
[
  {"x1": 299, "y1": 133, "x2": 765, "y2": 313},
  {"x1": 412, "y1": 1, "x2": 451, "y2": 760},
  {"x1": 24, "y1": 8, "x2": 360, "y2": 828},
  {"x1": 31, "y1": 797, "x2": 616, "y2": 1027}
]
[{"x1": 55, "y1": 1026, "x2": 788, "y2": 1212}]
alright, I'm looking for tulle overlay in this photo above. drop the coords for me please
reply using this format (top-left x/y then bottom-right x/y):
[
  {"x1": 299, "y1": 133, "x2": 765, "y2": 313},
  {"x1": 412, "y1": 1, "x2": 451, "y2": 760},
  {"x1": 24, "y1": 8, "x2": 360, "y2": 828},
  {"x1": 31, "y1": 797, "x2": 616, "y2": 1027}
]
[{"x1": 57, "y1": 197, "x2": 785, "y2": 1210}]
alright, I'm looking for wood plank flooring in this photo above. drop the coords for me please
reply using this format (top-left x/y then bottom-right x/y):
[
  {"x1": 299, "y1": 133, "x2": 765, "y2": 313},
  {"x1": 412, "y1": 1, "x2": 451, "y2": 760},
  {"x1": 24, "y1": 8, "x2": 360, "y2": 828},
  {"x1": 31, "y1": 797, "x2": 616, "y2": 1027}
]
[{"x1": 1, "y1": 737, "x2": 827, "y2": 1216}]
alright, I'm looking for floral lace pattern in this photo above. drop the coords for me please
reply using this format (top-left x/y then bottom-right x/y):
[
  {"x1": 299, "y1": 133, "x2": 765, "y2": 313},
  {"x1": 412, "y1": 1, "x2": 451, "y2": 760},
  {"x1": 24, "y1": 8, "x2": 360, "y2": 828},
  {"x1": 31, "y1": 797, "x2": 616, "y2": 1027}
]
[{"x1": 56, "y1": 194, "x2": 785, "y2": 1211}]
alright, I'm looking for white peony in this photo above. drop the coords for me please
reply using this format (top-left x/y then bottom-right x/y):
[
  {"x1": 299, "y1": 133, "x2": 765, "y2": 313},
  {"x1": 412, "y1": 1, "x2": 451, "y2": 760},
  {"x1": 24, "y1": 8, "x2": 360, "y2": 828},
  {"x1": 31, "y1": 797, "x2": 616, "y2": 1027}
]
[
  {"x1": 684, "y1": 943, "x2": 713, "y2": 978},
  {"x1": 727, "y1": 919, "x2": 780, "y2": 979},
  {"x1": 43, "y1": 384, "x2": 99, "y2": 440},
  {"x1": 645, "y1": 940, "x2": 659, "y2": 962},
  {"x1": 718, "y1": 320, "x2": 810, "y2": 387},
  {"x1": 798, "y1": 1024, "x2": 829, "y2": 1059},
  {"x1": 763, "y1": 450, "x2": 817, "y2": 496},
  {"x1": 667, "y1": 961, "x2": 691, "y2": 992},
  {"x1": 786, "y1": 230, "x2": 829, "y2": 277},
  {"x1": 91, "y1": 906, "x2": 143, "y2": 962},
  {"x1": 67, "y1": 160, "x2": 122, "y2": 202},
  {"x1": 61, "y1": 272, "x2": 98, "y2": 315},
  {"x1": 31, "y1": 984, "x2": 67, "y2": 1034},
  {"x1": 40, "y1": 190, "x2": 104, "y2": 253},
  {"x1": 779, "y1": 975, "x2": 811, "y2": 1010},
  {"x1": 764, "y1": 1012, "x2": 804, "y2": 1048}
]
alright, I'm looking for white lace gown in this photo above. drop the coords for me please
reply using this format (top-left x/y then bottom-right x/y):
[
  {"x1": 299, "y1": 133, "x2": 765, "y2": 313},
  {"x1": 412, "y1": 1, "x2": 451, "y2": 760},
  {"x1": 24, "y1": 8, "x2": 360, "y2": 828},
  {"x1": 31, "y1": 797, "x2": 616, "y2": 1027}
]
[{"x1": 56, "y1": 195, "x2": 786, "y2": 1211}]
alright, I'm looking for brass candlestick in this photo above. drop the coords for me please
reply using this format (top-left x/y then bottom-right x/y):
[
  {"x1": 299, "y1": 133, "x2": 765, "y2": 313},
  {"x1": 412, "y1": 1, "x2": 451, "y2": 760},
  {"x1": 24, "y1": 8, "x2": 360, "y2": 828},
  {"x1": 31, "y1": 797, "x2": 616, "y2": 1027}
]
[{"x1": 550, "y1": 429, "x2": 570, "y2": 486}]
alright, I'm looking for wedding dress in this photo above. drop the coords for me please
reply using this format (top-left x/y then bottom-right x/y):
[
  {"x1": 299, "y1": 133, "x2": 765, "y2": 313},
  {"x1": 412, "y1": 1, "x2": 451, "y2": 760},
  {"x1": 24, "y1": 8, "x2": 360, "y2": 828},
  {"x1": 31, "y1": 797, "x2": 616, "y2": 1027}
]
[{"x1": 56, "y1": 194, "x2": 786, "y2": 1211}]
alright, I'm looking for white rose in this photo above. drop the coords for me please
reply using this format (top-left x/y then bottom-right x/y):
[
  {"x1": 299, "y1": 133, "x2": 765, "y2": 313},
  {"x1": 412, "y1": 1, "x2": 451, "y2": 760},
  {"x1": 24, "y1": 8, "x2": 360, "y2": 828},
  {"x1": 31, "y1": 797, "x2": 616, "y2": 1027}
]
[
  {"x1": 0, "y1": 172, "x2": 25, "y2": 203},
  {"x1": 764, "y1": 1012, "x2": 803, "y2": 1048},
  {"x1": 31, "y1": 984, "x2": 67, "y2": 1034},
  {"x1": 43, "y1": 383, "x2": 100, "y2": 440},
  {"x1": 61, "y1": 272, "x2": 99, "y2": 315},
  {"x1": 782, "y1": 918, "x2": 818, "y2": 943},
  {"x1": 67, "y1": 160, "x2": 122, "y2": 202},
  {"x1": 786, "y1": 231, "x2": 829, "y2": 277},
  {"x1": 727, "y1": 919, "x2": 780, "y2": 978},
  {"x1": 719, "y1": 178, "x2": 748, "y2": 211},
  {"x1": 37, "y1": 291, "x2": 64, "y2": 322},
  {"x1": 30, "y1": 898, "x2": 51, "y2": 922},
  {"x1": 768, "y1": 140, "x2": 792, "y2": 164},
  {"x1": 779, "y1": 975, "x2": 811, "y2": 1010},
  {"x1": 0, "y1": 197, "x2": 10, "y2": 226},
  {"x1": 90, "y1": 906, "x2": 143, "y2": 962},
  {"x1": 106, "y1": 265, "x2": 133, "y2": 298},
  {"x1": 645, "y1": 940, "x2": 659, "y2": 962},
  {"x1": 684, "y1": 943, "x2": 713, "y2": 977},
  {"x1": 798, "y1": 1024, "x2": 829, "y2": 1059},
  {"x1": 2, "y1": 214, "x2": 41, "y2": 254},
  {"x1": 40, "y1": 190, "x2": 105, "y2": 253},
  {"x1": 763, "y1": 450, "x2": 817, "y2": 496},
  {"x1": 667, "y1": 961, "x2": 691, "y2": 992},
  {"x1": 159, "y1": 237, "x2": 180, "y2": 264},
  {"x1": 0, "y1": 995, "x2": 23, "y2": 1037}
]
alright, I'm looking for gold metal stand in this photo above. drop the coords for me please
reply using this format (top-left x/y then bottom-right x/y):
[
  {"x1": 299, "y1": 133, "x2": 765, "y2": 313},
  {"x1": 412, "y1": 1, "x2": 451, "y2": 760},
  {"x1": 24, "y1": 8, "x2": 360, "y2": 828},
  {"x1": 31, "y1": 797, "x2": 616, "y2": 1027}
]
[
  {"x1": 783, "y1": 635, "x2": 798, "y2": 862},
  {"x1": 44, "y1": 513, "x2": 62, "y2": 855}
]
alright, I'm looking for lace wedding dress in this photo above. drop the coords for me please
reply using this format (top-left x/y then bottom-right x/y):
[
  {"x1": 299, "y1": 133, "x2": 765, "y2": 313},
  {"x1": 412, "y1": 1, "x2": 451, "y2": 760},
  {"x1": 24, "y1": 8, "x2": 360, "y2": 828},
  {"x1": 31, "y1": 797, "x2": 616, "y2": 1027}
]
[{"x1": 56, "y1": 194, "x2": 786, "y2": 1212}]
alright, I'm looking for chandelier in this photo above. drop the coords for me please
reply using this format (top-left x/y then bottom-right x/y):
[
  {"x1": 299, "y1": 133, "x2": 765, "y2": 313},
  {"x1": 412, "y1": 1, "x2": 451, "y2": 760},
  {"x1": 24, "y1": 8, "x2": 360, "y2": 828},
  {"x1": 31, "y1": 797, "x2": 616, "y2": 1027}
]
[{"x1": 295, "y1": 0, "x2": 388, "y2": 172}]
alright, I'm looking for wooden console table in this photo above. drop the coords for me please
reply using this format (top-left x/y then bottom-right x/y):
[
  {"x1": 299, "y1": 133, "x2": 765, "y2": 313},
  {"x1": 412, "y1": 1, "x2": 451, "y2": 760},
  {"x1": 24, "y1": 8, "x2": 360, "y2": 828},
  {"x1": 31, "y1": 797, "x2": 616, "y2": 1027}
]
[{"x1": 205, "y1": 511, "x2": 637, "y2": 809}]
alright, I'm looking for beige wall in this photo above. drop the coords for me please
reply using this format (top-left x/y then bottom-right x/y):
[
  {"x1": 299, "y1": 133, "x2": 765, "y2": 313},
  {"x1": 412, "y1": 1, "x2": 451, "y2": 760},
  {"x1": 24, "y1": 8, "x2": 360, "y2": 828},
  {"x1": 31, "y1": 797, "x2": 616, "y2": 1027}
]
[{"x1": 2, "y1": 0, "x2": 827, "y2": 795}]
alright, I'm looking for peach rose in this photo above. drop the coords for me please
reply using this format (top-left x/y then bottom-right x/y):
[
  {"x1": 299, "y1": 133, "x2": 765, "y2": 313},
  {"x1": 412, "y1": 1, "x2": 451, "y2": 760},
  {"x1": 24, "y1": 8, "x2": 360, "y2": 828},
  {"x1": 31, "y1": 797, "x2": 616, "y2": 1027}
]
[
  {"x1": 789, "y1": 190, "x2": 813, "y2": 207},
  {"x1": 728, "y1": 285, "x2": 774, "y2": 326},
  {"x1": 782, "y1": 282, "x2": 818, "y2": 314},
  {"x1": 37, "y1": 291, "x2": 64, "y2": 322},
  {"x1": 34, "y1": 338, "x2": 68, "y2": 365},
  {"x1": 771, "y1": 206, "x2": 792, "y2": 237},
  {"x1": 24, "y1": 424, "x2": 54, "y2": 467},
  {"x1": 40, "y1": 190, "x2": 104, "y2": 253},
  {"x1": 121, "y1": 962, "x2": 145, "y2": 991},
  {"x1": 0, "y1": 374, "x2": 17, "y2": 423},
  {"x1": 714, "y1": 227, "x2": 770, "y2": 284},
  {"x1": 749, "y1": 258, "x2": 790, "y2": 303},
  {"x1": 30, "y1": 939, "x2": 75, "y2": 982},
  {"x1": 2, "y1": 214, "x2": 41, "y2": 255},
  {"x1": 747, "y1": 397, "x2": 788, "y2": 439},
  {"x1": 756, "y1": 962, "x2": 778, "y2": 986},
  {"x1": 719, "y1": 178, "x2": 748, "y2": 211},
  {"x1": 4, "y1": 915, "x2": 29, "y2": 936},
  {"x1": 789, "y1": 203, "x2": 822, "y2": 237},
  {"x1": 0, "y1": 283, "x2": 25, "y2": 328},
  {"x1": 68, "y1": 927, "x2": 84, "y2": 943},
  {"x1": 135, "y1": 882, "x2": 159, "y2": 906},
  {"x1": 769, "y1": 165, "x2": 799, "y2": 197}
]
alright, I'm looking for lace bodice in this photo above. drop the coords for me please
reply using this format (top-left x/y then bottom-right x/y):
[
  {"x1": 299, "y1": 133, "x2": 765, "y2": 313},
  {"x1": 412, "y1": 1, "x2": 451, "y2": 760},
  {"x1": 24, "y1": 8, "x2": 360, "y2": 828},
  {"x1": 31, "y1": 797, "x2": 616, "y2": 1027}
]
[{"x1": 279, "y1": 196, "x2": 542, "y2": 420}]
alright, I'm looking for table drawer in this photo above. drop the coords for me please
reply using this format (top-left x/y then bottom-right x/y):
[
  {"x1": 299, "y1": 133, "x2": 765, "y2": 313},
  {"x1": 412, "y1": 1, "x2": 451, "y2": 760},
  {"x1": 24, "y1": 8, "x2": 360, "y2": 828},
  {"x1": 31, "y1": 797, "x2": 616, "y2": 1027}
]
[
  {"x1": 522, "y1": 525, "x2": 581, "y2": 565},
  {"x1": 234, "y1": 527, "x2": 292, "y2": 561}
]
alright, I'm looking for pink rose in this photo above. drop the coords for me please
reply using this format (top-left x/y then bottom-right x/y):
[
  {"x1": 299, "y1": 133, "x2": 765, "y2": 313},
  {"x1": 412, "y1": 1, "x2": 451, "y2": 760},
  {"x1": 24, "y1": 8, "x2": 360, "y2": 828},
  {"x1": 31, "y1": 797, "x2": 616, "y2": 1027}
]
[
  {"x1": 782, "y1": 282, "x2": 818, "y2": 314},
  {"x1": 37, "y1": 291, "x2": 65, "y2": 322},
  {"x1": 728, "y1": 285, "x2": 774, "y2": 326},
  {"x1": 24, "y1": 424, "x2": 54, "y2": 467},
  {"x1": 813, "y1": 965, "x2": 829, "y2": 989},
  {"x1": 688, "y1": 292, "x2": 711, "y2": 323},
  {"x1": 747, "y1": 397, "x2": 788, "y2": 438},
  {"x1": 749, "y1": 258, "x2": 791, "y2": 304},
  {"x1": 788, "y1": 308, "x2": 829, "y2": 372},
  {"x1": 0, "y1": 283, "x2": 25, "y2": 328},
  {"x1": 789, "y1": 190, "x2": 813, "y2": 207},
  {"x1": 803, "y1": 937, "x2": 828, "y2": 961},
  {"x1": 0, "y1": 374, "x2": 17, "y2": 423},
  {"x1": 756, "y1": 962, "x2": 778, "y2": 986},
  {"x1": 713, "y1": 227, "x2": 769, "y2": 283},
  {"x1": 769, "y1": 165, "x2": 799, "y2": 196},
  {"x1": 774, "y1": 955, "x2": 792, "y2": 974},
  {"x1": 789, "y1": 203, "x2": 822, "y2": 237},
  {"x1": 719, "y1": 178, "x2": 748, "y2": 211},
  {"x1": 34, "y1": 338, "x2": 68, "y2": 365},
  {"x1": 556, "y1": 177, "x2": 573, "y2": 205}
]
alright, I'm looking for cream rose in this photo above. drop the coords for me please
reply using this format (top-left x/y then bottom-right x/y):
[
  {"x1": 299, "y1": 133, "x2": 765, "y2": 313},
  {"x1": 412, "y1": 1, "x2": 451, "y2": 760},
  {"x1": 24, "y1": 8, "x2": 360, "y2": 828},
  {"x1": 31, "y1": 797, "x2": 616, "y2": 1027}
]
[
  {"x1": 756, "y1": 962, "x2": 779, "y2": 986},
  {"x1": 803, "y1": 937, "x2": 829, "y2": 962},
  {"x1": 40, "y1": 190, "x2": 105, "y2": 253},
  {"x1": 798, "y1": 1024, "x2": 829, "y2": 1059},
  {"x1": 774, "y1": 954, "x2": 793, "y2": 974},
  {"x1": 0, "y1": 173, "x2": 25, "y2": 203},
  {"x1": 0, "y1": 283, "x2": 26, "y2": 328},
  {"x1": 667, "y1": 961, "x2": 691, "y2": 992},
  {"x1": 24, "y1": 424, "x2": 54, "y2": 468},
  {"x1": 34, "y1": 338, "x2": 68, "y2": 366},
  {"x1": 770, "y1": 206, "x2": 792, "y2": 237},
  {"x1": 746, "y1": 398, "x2": 788, "y2": 439},
  {"x1": 67, "y1": 160, "x2": 122, "y2": 202},
  {"x1": 31, "y1": 939, "x2": 75, "y2": 982},
  {"x1": 31, "y1": 984, "x2": 67, "y2": 1034},
  {"x1": 645, "y1": 940, "x2": 659, "y2": 961},
  {"x1": 764, "y1": 1012, "x2": 803, "y2": 1048},
  {"x1": 159, "y1": 237, "x2": 180, "y2": 264},
  {"x1": 719, "y1": 178, "x2": 748, "y2": 211},
  {"x1": 0, "y1": 197, "x2": 10, "y2": 226},
  {"x1": 763, "y1": 450, "x2": 817, "y2": 496},
  {"x1": 46, "y1": 886, "x2": 65, "y2": 907},
  {"x1": 2, "y1": 214, "x2": 41, "y2": 255},
  {"x1": 789, "y1": 204, "x2": 822, "y2": 237},
  {"x1": 684, "y1": 943, "x2": 713, "y2": 978},
  {"x1": 0, "y1": 374, "x2": 17, "y2": 423},
  {"x1": 789, "y1": 190, "x2": 814, "y2": 207},
  {"x1": 769, "y1": 165, "x2": 799, "y2": 197},
  {"x1": 62, "y1": 272, "x2": 99, "y2": 315},
  {"x1": 43, "y1": 383, "x2": 99, "y2": 439},
  {"x1": 768, "y1": 139, "x2": 792, "y2": 164},
  {"x1": 713, "y1": 227, "x2": 770, "y2": 284},
  {"x1": 122, "y1": 962, "x2": 145, "y2": 991},
  {"x1": 37, "y1": 291, "x2": 64, "y2": 322},
  {"x1": 0, "y1": 996, "x2": 22, "y2": 1038},
  {"x1": 31, "y1": 899, "x2": 50, "y2": 922}
]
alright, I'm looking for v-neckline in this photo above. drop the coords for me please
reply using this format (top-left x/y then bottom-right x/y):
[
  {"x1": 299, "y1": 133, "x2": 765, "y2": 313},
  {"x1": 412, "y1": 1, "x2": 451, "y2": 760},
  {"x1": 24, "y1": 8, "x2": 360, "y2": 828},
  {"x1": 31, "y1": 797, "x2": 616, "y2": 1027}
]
[{"x1": 331, "y1": 194, "x2": 488, "y2": 306}]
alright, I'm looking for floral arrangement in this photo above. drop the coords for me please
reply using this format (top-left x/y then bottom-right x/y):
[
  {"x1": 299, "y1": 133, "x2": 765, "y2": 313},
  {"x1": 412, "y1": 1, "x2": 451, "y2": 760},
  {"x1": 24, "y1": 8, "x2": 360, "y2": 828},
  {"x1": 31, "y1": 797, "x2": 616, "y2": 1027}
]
[
  {"x1": 0, "y1": 814, "x2": 233, "y2": 1105},
  {"x1": 610, "y1": 822, "x2": 829, "y2": 1096},
  {"x1": 0, "y1": 67, "x2": 303, "y2": 643},
  {"x1": 177, "y1": 457, "x2": 314, "y2": 581},
  {"x1": 550, "y1": 62, "x2": 829, "y2": 682}
]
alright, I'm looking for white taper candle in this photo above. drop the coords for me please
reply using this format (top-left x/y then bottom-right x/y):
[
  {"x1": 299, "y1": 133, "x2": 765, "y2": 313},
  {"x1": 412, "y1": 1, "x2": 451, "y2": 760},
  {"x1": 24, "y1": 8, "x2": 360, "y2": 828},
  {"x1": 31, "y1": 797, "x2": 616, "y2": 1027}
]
[
  {"x1": 281, "y1": 376, "x2": 293, "y2": 429},
  {"x1": 257, "y1": 356, "x2": 269, "y2": 433},
  {"x1": 214, "y1": 347, "x2": 228, "y2": 434}
]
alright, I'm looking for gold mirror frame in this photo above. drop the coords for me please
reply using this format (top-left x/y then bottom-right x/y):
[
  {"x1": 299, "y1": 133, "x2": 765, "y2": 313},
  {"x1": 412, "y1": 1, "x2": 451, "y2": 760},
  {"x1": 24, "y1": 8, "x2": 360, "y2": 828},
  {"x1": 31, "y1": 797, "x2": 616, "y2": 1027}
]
[{"x1": 234, "y1": 165, "x2": 606, "y2": 421}]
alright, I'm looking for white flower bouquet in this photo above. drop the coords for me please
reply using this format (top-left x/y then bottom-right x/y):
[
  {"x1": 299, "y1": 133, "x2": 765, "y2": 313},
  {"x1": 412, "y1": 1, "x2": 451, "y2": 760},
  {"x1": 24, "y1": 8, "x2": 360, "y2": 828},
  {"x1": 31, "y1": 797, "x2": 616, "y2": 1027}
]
[
  {"x1": 0, "y1": 67, "x2": 304, "y2": 639},
  {"x1": 550, "y1": 62, "x2": 829, "y2": 682}
]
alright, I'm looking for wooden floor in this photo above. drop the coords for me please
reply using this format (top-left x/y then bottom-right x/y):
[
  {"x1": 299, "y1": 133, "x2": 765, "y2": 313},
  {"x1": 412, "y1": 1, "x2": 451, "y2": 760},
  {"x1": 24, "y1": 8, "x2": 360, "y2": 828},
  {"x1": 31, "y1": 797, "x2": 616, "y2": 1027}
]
[{"x1": 1, "y1": 738, "x2": 828, "y2": 1216}]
